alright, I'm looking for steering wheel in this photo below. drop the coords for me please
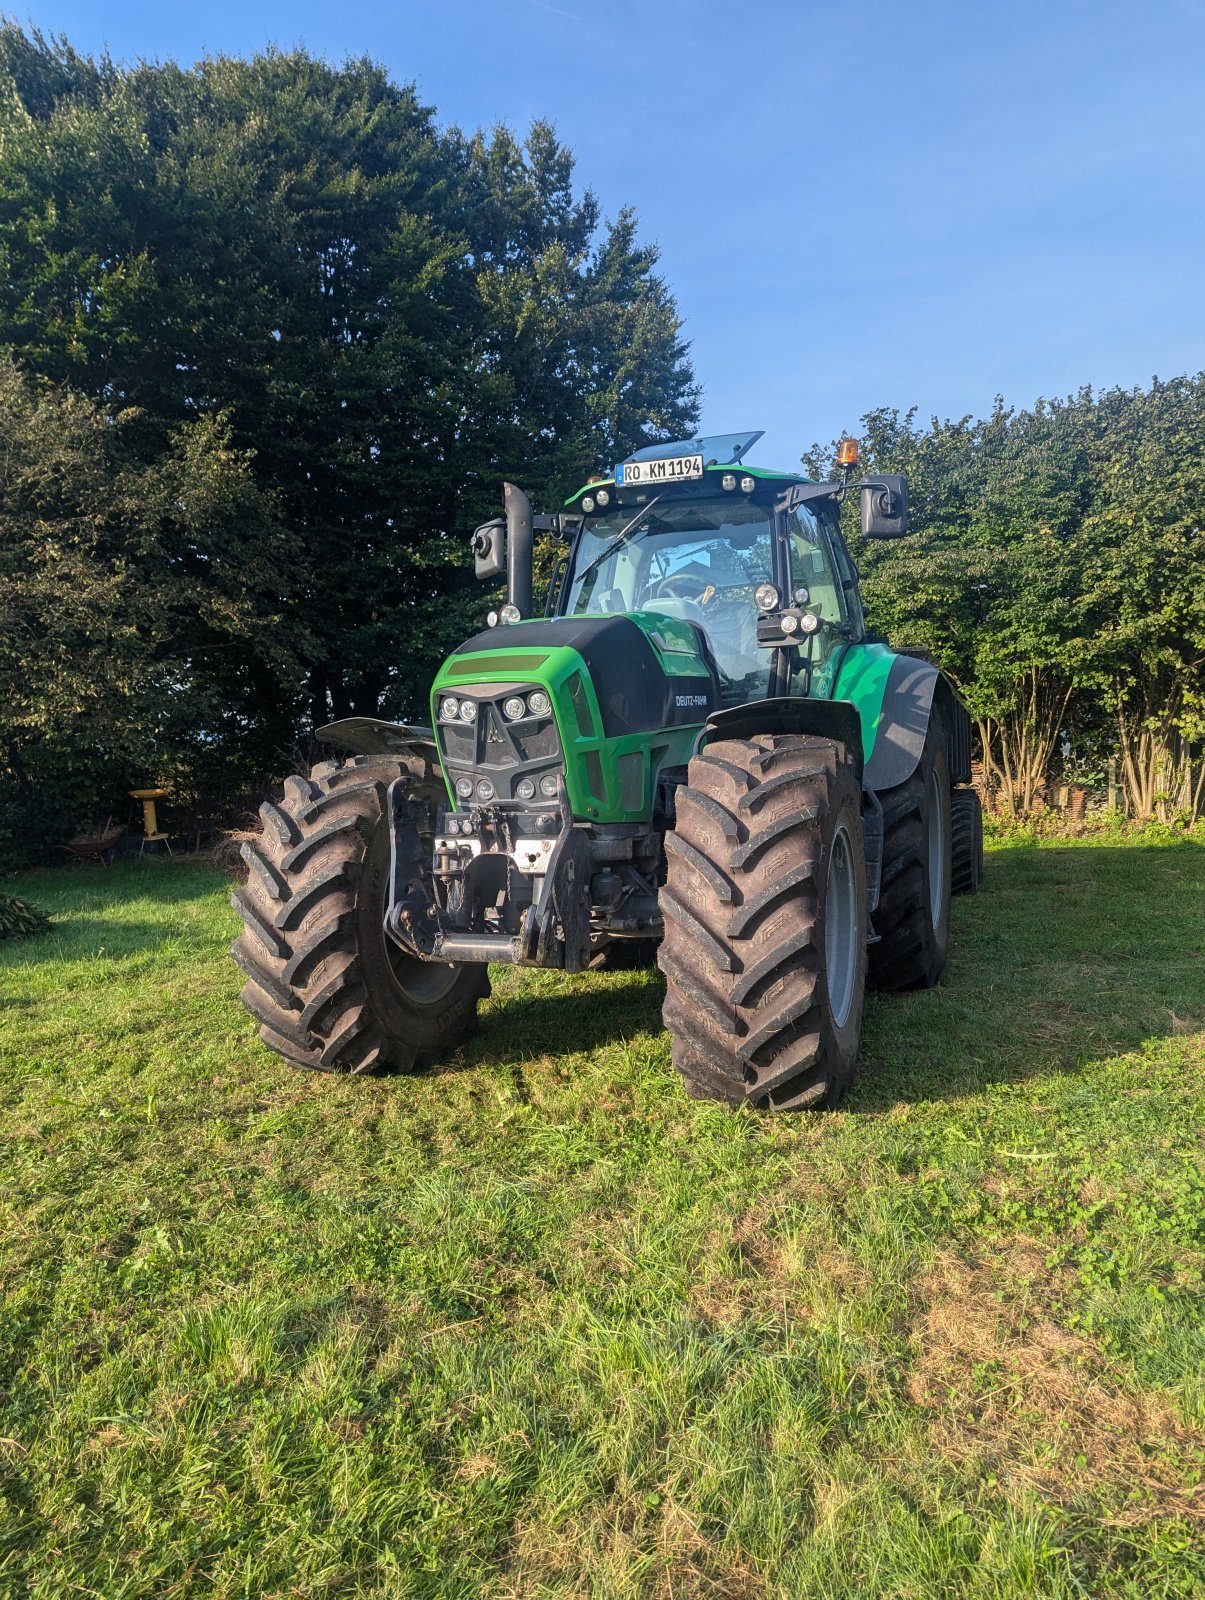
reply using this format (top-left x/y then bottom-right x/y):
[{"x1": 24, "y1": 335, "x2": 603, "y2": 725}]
[{"x1": 649, "y1": 574, "x2": 710, "y2": 603}]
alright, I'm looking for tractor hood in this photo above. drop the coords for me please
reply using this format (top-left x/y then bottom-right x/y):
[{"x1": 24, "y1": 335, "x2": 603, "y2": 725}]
[{"x1": 444, "y1": 613, "x2": 718, "y2": 738}]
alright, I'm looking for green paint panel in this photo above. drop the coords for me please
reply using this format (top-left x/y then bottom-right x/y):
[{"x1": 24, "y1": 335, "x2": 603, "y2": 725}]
[
  {"x1": 832, "y1": 641, "x2": 898, "y2": 764},
  {"x1": 445, "y1": 653, "x2": 548, "y2": 677},
  {"x1": 432, "y1": 642, "x2": 699, "y2": 824}
]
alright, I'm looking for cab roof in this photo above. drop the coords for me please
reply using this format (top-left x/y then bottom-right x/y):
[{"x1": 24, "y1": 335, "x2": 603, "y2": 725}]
[{"x1": 564, "y1": 429, "x2": 815, "y2": 507}]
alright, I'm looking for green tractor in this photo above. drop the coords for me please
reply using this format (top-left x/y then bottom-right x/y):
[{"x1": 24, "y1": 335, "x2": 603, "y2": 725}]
[{"x1": 232, "y1": 430, "x2": 983, "y2": 1109}]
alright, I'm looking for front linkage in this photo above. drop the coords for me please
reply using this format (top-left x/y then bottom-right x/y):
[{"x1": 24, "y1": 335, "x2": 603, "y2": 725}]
[{"x1": 385, "y1": 780, "x2": 594, "y2": 972}]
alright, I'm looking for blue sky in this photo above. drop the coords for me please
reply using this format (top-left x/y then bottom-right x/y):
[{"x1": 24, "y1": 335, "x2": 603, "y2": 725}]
[{"x1": 13, "y1": 0, "x2": 1205, "y2": 468}]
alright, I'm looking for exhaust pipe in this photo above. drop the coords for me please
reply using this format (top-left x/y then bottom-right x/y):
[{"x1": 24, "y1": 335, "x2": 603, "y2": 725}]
[{"x1": 503, "y1": 481, "x2": 534, "y2": 619}]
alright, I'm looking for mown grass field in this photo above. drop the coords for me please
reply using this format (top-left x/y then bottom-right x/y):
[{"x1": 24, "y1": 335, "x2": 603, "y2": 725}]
[{"x1": 1, "y1": 836, "x2": 1203, "y2": 1599}]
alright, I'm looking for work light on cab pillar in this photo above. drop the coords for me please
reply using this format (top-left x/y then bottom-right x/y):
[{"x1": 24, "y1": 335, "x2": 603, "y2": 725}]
[{"x1": 233, "y1": 426, "x2": 983, "y2": 1112}]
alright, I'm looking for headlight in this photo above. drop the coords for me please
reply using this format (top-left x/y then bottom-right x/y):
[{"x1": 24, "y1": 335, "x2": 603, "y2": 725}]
[
  {"x1": 503, "y1": 695, "x2": 526, "y2": 720},
  {"x1": 780, "y1": 614, "x2": 799, "y2": 634},
  {"x1": 740, "y1": 475, "x2": 755, "y2": 493},
  {"x1": 455, "y1": 777, "x2": 474, "y2": 798},
  {"x1": 499, "y1": 603, "x2": 521, "y2": 624},
  {"x1": 754, "y1": 583, "x2": 780, "y2": 612},
  {"x1": 441, "y1": 696, "x2": 460, "y2": 720},
  {"x1": 476, "y1": 778, "x2": 495, "y2": 801},
  {"x1": 528, "y1": 690, "x2": 552, "y2": 717},
  {"x1": 595, "y1": 488, "x2": 610, "y2": 507},
  {"x1": 581, "y1": 496, "x2": 596, "y2": 514},
  {"x1": 800, "y1": 612, "x2": 822, "y2": 634},
  {"x1": 539, "y1": 773, "x2": 560, "y2": 798},
  {"x1": 721, "y1": 473, "x2": 736, "y2": 491},
  {"x1": 516, "y1": 777, "x2": 536, "y2": 801},
  {"x1": 458, "y1": 699, "x2": 478, "y2": 723}
]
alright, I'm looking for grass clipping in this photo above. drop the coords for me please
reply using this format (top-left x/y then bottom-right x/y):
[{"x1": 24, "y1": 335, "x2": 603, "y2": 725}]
[{"x1": 0, "y1": 892, "x2": 51, "y2": 939}]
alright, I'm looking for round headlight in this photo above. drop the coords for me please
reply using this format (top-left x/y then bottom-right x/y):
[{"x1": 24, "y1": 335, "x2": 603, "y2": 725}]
[
  {"x1": 441, "y1": 696, "x2": 460, "y2": 720},
  {"x1": 792, "y1": 586, "x2": 810, "y2": 606},
  {"x1": 458, "y1": 698, "x2": 477, "y2": 723},
  {"x1": 581, "y1": 495, "x2": 596, "y2": 514},
  {"x1": 499, "y1": 603, "x2": 521, "y2": 625},
  {"x1": 740, "y1": 475, "x2": 756, "y2": 493},
  {"x1": 527, "y1": 690, "x2": 552, "y2": 717},
  {"x1": 721, "y1": 473, "x2": 736, "y2": 491},
  {"x1": 780, "y1": 613, "x2": 799, "y2": 634},
  {"x1": 516, "y1": 777, "x2": 536, "y2": 801},
  {"x1": 801, "y1": 611, "x2": 822, "y2": 634},
  {"x1": 455, "y1": 777, "x2": 474, "y2": 798},
  {"x1": 539, "y1": 773, "x2": 560, "y2": 798},
  {"x1": 476, "y1": 778, "x2": 495, "y2": 801},
  {"x1": 486, "y1": 610, "x2": 499, "y2": 628},
  {"x1": 595, "y1": 488, "x2": 610, "y2": 507},
  {"x1": 754, "y1": 583, "x2": 780, "y2": 612},
  {"x1": 503, "y1": 696, "x2": 526, "y2": 721}
]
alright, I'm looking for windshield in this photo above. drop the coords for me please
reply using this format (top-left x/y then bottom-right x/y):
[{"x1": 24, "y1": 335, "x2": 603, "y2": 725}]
[{"x1": 563, "y1": 498, "x2": 777, "y2": 701}]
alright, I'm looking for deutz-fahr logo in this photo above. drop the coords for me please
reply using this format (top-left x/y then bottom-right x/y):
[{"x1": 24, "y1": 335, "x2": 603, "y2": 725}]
[{"x1": 675, "y1": 694, "x2": 709, "y2": 709}]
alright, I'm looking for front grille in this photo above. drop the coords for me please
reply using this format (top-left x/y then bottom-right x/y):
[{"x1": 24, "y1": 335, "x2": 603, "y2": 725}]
[{"x1": 436, "y1": 684, "x2": 564, "y2": 802}]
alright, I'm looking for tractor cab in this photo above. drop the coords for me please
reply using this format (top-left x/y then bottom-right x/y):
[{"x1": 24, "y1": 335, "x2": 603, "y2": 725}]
[{"x1": 555, "y1": 433, "x2": 860, "y2": 706}]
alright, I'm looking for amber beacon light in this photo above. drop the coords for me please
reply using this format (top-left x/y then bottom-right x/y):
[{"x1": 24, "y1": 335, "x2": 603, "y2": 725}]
[{"x1": 836, "y1": 437, "x2": 859, "y2": 467}]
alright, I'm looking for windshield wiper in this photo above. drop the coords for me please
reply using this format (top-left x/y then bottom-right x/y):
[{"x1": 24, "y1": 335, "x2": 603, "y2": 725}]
[{"x1": 572, "y1": 494, "x2": 665, "y2": 591}]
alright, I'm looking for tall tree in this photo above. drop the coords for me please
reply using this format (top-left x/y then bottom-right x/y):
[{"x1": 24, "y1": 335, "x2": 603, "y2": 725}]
[{"x1": 0, "y1": 26, "x2": 699, "y2": 859}]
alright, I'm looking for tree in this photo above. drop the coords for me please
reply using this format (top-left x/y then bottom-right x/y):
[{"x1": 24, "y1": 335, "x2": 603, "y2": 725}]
[
  {"x1": 0, "y1": 359, "x2": 293, "y2": 865},
  {"x1": 0, "y1": 26, "x2": 699, "y2": 859}
]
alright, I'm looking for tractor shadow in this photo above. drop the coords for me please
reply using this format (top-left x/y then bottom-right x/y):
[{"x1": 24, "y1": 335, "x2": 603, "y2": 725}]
[
  {"x1": 850, "y1": 841, "x2": 1203, "y2": 1110},
  {"x1": 470, "y1": 963, "x2": 667, "y2": 1064},
  {"x1": 468, "y1": 843, "x2": 1203, "y2": 1108}
]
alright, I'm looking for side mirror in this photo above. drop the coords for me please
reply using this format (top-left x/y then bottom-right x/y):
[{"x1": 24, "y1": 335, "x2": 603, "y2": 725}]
[
  {"x1": 860, "y1": 474, "x2": 908, "y2": 539},
  {"x1": 471, "y1": 517, "x2": 506, "y2": 581}
]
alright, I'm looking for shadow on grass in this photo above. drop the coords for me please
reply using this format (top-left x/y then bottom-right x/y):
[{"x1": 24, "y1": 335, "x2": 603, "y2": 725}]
[
  {"x1": 8, "y1": 845, "x2": 1202, "y2": 1108},
  {"x1": 851, "y1": 841, "x2": 1204, "y2": 1109}
]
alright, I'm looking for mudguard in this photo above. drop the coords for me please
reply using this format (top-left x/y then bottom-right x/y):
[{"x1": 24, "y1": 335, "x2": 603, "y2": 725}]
[
  {"x1": 316, "y1": 716, "x2": 441, "y2": 764},
  {"x1": 863, "y1": 657, "x2": 972, "y2": 791},
  {"x1": 699, "y1": 697, "x2": 864, "y2": 786}
]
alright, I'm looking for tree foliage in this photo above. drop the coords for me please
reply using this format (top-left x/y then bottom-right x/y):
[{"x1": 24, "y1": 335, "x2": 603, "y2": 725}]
[
  {"x1": 0, "y1": 26, "x2": 699, "y2": 863},
  {"x1": 808, "y1": 379, "x2": 1205, "y2": 820}
]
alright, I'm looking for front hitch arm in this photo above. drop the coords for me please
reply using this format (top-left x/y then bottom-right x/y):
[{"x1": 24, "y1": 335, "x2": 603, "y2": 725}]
[{"x1": 383, "y1": 780, "x2": 592, "y2": 972}]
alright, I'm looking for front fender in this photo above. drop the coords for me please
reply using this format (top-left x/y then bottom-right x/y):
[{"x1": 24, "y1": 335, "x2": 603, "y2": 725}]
[{"x1": 316, "y1": 716, "x2": 441, "y2": 765}]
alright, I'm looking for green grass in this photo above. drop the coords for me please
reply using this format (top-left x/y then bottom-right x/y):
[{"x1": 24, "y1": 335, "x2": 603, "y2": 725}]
[{"x1": 1, "y1": 838, "x2": 1203, "y2": 1599}]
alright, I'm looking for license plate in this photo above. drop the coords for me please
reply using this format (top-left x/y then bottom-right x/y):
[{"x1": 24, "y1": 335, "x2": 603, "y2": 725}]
[{"x1": 616, "y1": 452, "x2": 704, "y2": 487}]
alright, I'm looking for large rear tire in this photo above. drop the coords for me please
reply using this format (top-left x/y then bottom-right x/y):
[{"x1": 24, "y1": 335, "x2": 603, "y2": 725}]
[
  {"x1": 950, "y1": 787, "x2": 984, "y2": 895},
  {"x1": 867, "y1": 716, "x2": 951, "y2": 991},
  {"x1": 231, "y1": 755, "x2": 489, "y2": 1074},
  {"x1": 658, "y1": 735, "x2": 867, "y2": 1111}
]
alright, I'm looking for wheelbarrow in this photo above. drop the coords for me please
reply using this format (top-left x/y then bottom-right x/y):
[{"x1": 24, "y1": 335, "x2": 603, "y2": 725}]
[{"x1": 61, "y1": 819, "x2": 125, "y2": 866}]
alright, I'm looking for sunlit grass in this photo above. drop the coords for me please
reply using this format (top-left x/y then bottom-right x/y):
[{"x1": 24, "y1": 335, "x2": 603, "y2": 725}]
[{"x1": 1, "y1": 839, "x2": 1202, "y2": 1598}]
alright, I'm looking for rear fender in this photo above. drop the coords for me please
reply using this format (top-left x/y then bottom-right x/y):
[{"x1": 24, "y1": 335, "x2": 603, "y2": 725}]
[{"x1": 863, "y1": 658, "x2": 972, "y2": 791}]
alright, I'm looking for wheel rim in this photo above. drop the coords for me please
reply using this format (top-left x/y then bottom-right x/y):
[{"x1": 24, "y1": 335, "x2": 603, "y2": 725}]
[
  {"x1": 380, "y1": 876, "x2": 463, "y2": 1008},
  {"x1": 387, "y1": 947, "x2": 462, "y2": 1006},
  {"x1": 928, "y1": 769, "x2": 946, "y2": 927},
  {"x1": 825, "y1": 822, "x2": 858, "y2": 1029}
]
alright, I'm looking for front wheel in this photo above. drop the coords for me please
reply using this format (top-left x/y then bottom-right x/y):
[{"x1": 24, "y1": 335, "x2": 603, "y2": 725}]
[
  {"x1": 231, "y1": 755, "x2": 489, "y2": 1074},
  {"x1": 658, "y1": 735, "x2": 867, "y2": 1111}
]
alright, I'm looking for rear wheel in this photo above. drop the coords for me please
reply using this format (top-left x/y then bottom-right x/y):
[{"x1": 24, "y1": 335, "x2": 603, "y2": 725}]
[
  {"x1": 231, "y1": 755, "x2": 489, "y2": 1074},
  {"x1": 951, "y1": 788, "x2": 984, "y2": 895},
  {"x1": 658, "y1": 735, "x2": 867, "y2": 1111},
  {"x1": 868, "y1": 716, "x2": 951, "y2": 990}
]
